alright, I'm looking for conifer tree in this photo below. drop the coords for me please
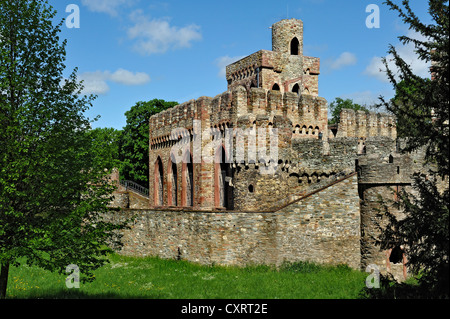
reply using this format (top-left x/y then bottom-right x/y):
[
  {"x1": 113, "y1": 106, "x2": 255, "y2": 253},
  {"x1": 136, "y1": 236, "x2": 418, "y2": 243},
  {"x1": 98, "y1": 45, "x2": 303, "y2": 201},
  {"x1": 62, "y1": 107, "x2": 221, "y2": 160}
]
[{"x1": 375, "y1": 0, "x2": 448, "y2": 298}]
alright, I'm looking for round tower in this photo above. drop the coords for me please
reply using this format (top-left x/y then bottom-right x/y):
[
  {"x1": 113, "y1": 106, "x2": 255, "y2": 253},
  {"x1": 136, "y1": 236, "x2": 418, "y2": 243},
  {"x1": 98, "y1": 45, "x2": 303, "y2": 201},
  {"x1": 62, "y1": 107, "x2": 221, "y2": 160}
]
[
  {"x1": 357, "y1": 155, "x2": 413, "y2": 281},
  {"x1": 272, "y1": 19, "x2": 304, "y2": 56}
]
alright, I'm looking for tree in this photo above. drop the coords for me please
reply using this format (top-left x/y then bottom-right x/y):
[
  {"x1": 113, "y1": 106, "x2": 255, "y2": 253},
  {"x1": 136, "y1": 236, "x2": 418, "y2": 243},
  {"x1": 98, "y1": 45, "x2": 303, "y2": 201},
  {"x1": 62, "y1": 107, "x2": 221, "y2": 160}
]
[
  {"x1": 373, "y1": 0, "x2": 449, "y2": 298},
  {"x1": 328, "y1": 97, "x2": 369, "y2": 125},
  {"x1": 119, "y1": 99, "x2": 177, "y2": 187},
  {"x1": 0, "y1": 0, "x2": 128, "y2": 299},
  {"x1": 87, "y1": 127, "x2": 122, "y2": 171},
  {"x1": 390, "y1": 79, "x2": 433, "y2": 138}
]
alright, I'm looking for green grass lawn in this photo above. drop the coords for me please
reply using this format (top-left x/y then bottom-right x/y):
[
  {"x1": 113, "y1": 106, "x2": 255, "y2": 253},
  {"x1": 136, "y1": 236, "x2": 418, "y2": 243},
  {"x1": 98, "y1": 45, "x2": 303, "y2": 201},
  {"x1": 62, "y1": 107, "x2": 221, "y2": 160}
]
[{"x1": 6, "y1": 254, "x2": 368, "y2": 299}]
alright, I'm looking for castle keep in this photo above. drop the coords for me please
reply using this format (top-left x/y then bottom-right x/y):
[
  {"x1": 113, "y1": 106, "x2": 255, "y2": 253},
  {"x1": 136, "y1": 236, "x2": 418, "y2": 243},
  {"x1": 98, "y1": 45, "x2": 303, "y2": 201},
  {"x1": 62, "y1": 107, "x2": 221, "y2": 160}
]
[{"x1": 110, "y1": 19, "x2": 425, "y2": 280}]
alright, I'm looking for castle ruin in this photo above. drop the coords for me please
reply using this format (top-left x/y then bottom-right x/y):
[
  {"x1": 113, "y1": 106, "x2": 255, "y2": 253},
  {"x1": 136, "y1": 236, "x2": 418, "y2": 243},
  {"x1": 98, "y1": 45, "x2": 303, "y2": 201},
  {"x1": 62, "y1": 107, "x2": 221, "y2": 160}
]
[{"x1": 110, "y1": 19, "x2": 429, "y2": 281}]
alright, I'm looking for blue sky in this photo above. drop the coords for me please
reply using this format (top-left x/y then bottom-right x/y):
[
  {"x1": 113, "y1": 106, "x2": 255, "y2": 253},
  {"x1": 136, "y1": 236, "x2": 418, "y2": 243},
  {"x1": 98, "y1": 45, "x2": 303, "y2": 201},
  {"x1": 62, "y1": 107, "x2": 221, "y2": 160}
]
[{"x1": 49, "y1": 0, "x2": 433, "y2": 130}]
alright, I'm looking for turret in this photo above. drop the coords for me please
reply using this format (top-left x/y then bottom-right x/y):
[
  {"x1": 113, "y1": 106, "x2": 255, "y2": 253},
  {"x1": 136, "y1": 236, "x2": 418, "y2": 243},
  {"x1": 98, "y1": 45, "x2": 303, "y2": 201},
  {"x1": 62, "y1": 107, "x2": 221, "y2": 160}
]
[{"x1": 272, "y1": 19, "x2": 304, "y2": 56}]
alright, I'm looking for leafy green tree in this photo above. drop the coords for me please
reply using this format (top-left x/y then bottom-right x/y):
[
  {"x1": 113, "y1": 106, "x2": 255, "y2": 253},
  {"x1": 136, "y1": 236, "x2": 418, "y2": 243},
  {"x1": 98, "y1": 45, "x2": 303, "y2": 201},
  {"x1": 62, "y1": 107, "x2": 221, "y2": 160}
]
[
  {"x1": 390, "y1": 79, "x2": 433, "y2": 138},
  {"x1": 0, "y1": 0, "x2": 127, "y2": 299},
  {"x1": 328, "y1": 97, "x2": 369, "y2": 125},
  {"x1": 373, "y1": 0, "x2": 449, "y2": 298},
  {"x1": 87, "y1": 127, "x2": 122, "y2": 171},
  {"x1": 119, "y1": 99, "x2": 177, "y2": 187}
]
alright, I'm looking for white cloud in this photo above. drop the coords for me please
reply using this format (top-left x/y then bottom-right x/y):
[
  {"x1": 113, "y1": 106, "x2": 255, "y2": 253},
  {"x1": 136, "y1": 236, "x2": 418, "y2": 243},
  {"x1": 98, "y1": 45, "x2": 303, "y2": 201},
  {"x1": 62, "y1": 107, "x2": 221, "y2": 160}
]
[
  {"x1": 329, "y1": 52, "x2": 357, "y2": 70},
  {"x1": 215, "y1": 55, "x2": 245, "y2": 78},
  {"x1": 78, "y1": 71, "x2": 111, "y2": 95},
  {"x1": 78, "y1": 69, "x2": 150, "y2": 95},
  {"x1": 81, "y1": 0, "x2": 130, "y2": 17},
  {"x1": 109, "y1": 68, "x2": 150, "y2": 85},
  {"x1": 339, "y1": 90, "x2": 388, "y2": 108},
  {"x1": 127, "y1": 10, "x2": 202, "y2": 55},
  {"x1": 364, "y1": 30, "x2": 431, "y2": 83}
]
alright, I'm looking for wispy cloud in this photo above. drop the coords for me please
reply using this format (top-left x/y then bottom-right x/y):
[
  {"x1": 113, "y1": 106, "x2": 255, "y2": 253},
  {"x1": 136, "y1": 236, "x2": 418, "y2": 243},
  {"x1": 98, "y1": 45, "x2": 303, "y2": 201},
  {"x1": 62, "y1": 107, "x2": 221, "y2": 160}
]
[
  {"x1": 80, "y1": 0, "x2": 132, "y2": 17},
  {"x1": 364, "y1": 30, "x2": 430, "y2": 83},
  {"x1": 214, "y1": 55, "x2": 245, "y2": 78},
  {"x1": 78, "y1": 68, "x2": 150, "y2": 95},
  {"x1": 328, "y1": 52, "x2": 357, "y2": 70},
  {"x1": 127, "y1": 10, "x2": 202, "y2": 55},
  {"x1": 339, "y1": 90, "x2": 387, "y2": 108}
]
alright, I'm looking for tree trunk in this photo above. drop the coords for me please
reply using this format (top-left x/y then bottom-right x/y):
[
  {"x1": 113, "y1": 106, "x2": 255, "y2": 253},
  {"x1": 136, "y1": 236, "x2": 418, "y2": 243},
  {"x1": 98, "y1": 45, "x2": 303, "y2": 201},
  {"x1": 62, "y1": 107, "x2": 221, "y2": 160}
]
[{"x1": 0, "y1": 262, "x2": 10, "y2": 299}]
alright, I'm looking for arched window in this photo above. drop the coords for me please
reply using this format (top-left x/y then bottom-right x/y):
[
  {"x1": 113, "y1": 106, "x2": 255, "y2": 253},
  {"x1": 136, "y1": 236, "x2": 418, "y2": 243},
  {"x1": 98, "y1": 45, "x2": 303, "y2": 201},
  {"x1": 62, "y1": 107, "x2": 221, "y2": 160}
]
[
  {"x1": 272, "y1": 83, "x2": 280, "y2": 91},
  {"x1": 314, "y1": 126, "x2": 320, "y2": 136},
  {"x1": 290, "y1": 37, "x2": 299, "y2": 55},
  {"x1": 154, "y1": 157, "x2": 164, "y2": 206},
  {"x1": 292, "y1": 83, "x2": 300, "y2": 95}
]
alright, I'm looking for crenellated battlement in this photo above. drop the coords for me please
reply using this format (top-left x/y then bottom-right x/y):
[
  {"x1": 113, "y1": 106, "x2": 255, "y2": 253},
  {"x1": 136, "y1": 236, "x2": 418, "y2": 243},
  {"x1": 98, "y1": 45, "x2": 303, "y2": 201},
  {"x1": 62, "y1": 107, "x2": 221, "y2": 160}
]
[
  {"x1": 333, "y1": 108, "x2": 397, "y2": 140},
  {"x1": 149, "y1": 86, "x2": 330, "y2": 150}
]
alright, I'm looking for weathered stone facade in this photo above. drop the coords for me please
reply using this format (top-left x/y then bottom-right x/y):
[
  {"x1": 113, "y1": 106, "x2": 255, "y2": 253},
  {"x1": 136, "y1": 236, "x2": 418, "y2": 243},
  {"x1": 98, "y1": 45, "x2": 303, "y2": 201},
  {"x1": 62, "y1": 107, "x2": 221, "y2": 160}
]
[
  {"x1": 107, "y1": 173, "x2": 361, "y2": 268},
  {"x1": 109, "y1": 19, "x2": 430, "y2": 279}
]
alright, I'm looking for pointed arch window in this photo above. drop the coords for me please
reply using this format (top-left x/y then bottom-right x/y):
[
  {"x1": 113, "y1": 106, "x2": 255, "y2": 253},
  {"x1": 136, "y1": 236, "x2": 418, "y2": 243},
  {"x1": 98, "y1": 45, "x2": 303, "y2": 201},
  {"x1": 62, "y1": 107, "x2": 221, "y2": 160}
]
[
  {"x1": 292, "y1": 83, "x2": 300, "y2": 95},
  {"x1": 290, "y1": 37, "x2": 299, "y2": 55}
]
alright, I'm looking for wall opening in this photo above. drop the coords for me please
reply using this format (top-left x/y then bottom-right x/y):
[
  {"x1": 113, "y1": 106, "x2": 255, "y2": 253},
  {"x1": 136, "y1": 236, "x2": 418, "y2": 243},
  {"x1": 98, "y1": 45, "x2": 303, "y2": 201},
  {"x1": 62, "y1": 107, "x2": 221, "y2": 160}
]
[
  {"x1": 290, "y1": 37, "x2": 299, "y2": 55},
  {"x1": 155, "y1": 157, "x2": 164, "y2": 206},
  {"x1": 248, "y1": 185, "x2": 254, "y2": 193},
  {"x1": 292, "y1": 83, "x2": 300, "y2": 95},
  {"x1": 272, "y1": 83, "x2": 280, "y2": 91},
  {"x1": 168, "y1": 158, "x2": 177, "y2": 206},
  {"x1": 389, "y1": 246, "x2": 404, "y2": 264},
  {"x1": 215, "y1": 146, "x2": 233, "y2": 209},
  {"x1": 182, "y1": 152, "x2": 193, "y2": 207}
]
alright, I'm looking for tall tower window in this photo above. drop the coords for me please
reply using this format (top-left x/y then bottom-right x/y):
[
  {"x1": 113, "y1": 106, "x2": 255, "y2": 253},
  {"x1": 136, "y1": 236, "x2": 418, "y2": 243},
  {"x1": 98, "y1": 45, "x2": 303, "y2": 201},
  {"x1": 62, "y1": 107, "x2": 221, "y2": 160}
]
[{"x1": 290, "y1": 37, "x2": 299, "y2": 55}]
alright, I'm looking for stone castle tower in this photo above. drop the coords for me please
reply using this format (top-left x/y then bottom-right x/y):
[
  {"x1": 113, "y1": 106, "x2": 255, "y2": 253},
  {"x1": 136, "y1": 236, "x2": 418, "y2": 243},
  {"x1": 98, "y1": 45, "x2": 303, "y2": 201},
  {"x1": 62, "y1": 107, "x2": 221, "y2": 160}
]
[
  {"x1": 111, "y1": 19, "x2": 427, "y2": 280},
  {"x1": 226, "y1": 19, "x2": 313, "y2": 95}
]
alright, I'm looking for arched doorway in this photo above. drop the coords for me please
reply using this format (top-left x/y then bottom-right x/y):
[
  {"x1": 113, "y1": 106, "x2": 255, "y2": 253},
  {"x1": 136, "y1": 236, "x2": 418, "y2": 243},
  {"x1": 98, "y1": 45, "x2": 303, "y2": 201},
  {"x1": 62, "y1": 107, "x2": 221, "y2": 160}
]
[
  {"x1": 154, "y1": 157, "x2": 164, "y2": 206},
  {"x1": 182, "y1": 152, "x2": 194, "y2": 207},
  {"x1": 215, "y1": 146, "x2": 233, "y2": 209},
  {"x1": 167, "y1": 157, "x2": 177, "y2": 206}
]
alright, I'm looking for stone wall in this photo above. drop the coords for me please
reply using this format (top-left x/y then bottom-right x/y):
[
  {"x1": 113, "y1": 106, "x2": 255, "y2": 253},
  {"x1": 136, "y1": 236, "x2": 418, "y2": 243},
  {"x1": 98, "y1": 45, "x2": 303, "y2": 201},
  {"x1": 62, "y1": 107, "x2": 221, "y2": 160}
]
[
  {"x1": 106, "y1": 173, "x2": 361, "y2": 269},
  {"x1": 357, "y1": 150, "x2": 420, "y2": 281},
  {"x1": 336, "y1": 109, "x2": 397, "y2": 140}
]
